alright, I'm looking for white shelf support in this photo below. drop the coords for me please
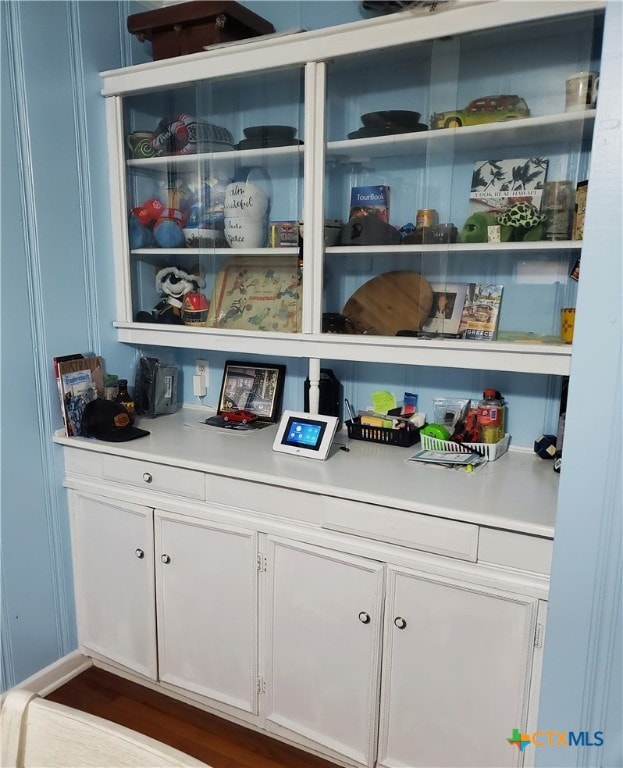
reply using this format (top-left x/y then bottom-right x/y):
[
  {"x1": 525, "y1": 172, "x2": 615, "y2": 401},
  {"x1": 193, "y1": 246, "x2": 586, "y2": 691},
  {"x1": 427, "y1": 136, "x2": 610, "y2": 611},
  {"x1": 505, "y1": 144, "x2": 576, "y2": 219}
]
[
  {"x1": 106, "y1": 96, "x2": 133, "y2": 323},
  {"x1": 307, "y1": 358, "x2": 321, "y2": 415},
  {"x1": 302, "y1": 60, "x2": 327, "y2": 335}
]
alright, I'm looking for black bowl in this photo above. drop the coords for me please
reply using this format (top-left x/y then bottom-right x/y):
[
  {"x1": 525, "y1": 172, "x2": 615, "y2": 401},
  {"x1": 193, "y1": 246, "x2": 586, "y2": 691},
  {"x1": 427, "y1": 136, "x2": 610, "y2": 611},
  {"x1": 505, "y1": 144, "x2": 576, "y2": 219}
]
[
  {"x1": 360, "y1": 110, "x2": 422, "y2": 129},
  {"x1": 243, "y1": 125, "x2": 297, "y2": 141}
]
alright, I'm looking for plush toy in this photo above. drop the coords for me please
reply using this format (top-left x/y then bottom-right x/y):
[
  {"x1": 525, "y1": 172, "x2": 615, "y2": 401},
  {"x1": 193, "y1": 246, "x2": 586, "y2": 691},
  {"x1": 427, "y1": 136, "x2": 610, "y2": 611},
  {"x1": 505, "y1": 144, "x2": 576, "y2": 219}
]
[
  {"x1": 497, "y1": 202, "x2": 547, "y2": 241},
  {"x1": 460, "y1": 211, "x2": 511, "y2": 243},
  {"x1": 135, "y1": 266, "x2": 206, "y2": 324},
  {"x1": 460, "y1": 202, "x2": 547, "y2": 243}
]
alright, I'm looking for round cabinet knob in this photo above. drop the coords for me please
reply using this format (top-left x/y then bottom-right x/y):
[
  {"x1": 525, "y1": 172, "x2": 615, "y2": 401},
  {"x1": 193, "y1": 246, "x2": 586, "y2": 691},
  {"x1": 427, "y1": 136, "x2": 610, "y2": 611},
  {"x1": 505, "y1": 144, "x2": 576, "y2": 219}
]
[
  {"x1": 161, "y1": 554, "x2": 171, "y2": 564},
  {"x1": 143, "y1": 472, "x2": 153, "y2": 484},
  {"x1": 394, "y1": 616, "x2": 407, "y2": 630},
  {"x1": 135, "y1": 548, "x2": 144, "y2": 559},
  {"x1": 358, "y1": 611, "x2": 371, "y2": 624}
]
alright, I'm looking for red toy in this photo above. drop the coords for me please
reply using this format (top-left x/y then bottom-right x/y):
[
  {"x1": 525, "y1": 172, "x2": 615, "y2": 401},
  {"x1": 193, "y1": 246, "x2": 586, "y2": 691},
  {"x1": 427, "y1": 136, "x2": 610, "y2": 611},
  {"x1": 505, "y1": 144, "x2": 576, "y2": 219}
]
[
  {"x1": 222, "y1": 409, "x2": 257, "y2": 424},
  {"x1": 181, "y1": 291, "x2": 210, "y2": 326}
]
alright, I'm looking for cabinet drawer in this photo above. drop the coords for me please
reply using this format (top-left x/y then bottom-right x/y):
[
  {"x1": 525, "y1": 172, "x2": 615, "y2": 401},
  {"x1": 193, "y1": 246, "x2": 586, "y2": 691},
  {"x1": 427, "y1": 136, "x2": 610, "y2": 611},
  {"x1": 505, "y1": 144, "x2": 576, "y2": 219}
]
[
  {"x1": 204, "y1": 474, "x2": 322, "y2": 525},
  {"x1": 321, "y1": 497, "x2": 478, "y2": 561},
  {"x1": 101, "y1": 455, "x2": 205, "y2": 500},
  {"x1": 63, "y1": 447, "x2": 103, "y2": 477},
  {"x1": 478, "y1": 528, "x2": 553, "y2": 575}
]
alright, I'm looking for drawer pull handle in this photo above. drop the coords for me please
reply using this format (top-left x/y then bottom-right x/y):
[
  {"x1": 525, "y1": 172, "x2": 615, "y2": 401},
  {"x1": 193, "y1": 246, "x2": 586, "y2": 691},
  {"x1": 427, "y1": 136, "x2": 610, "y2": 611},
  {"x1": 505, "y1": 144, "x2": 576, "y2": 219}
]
[
  {"x1": 135, "y1": 549, "x2": 144, "y2": 559},
  {"x1": 358, "y1": 611, "x2": 371, "y2": 624},
  {"x1": 143, "y1": 472, "x2": 153, "y2": 484},
  {"x1": 394, "y1": 616, "x2": 407, "y2": 630},
  {"x1": 161, "y1": 554, "x2": 171, "y2": 564}
]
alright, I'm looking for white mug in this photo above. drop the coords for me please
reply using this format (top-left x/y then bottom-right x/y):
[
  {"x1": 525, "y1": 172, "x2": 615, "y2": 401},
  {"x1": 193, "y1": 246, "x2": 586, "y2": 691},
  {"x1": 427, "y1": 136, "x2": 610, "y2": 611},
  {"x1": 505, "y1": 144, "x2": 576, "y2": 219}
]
[
  {"x1": 565, "y1": 71, "x2": 599, "y2": 111},
  {"x1": 224, "y1": 217, "x2": 266, "y2": 248},
  {"x1": 224, "y1": 182, "x2": 269, "y2": 220}
]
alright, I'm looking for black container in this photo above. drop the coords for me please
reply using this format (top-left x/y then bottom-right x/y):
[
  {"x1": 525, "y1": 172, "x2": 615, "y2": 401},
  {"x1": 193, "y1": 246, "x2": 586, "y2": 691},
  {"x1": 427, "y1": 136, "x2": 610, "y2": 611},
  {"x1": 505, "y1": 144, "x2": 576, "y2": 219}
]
[
  {"x1": 304, "y1": 369, "x2": 343, "y2": 424},
  {"x1": 346, "y1": 418, "x2": 420, "y2": 447}
]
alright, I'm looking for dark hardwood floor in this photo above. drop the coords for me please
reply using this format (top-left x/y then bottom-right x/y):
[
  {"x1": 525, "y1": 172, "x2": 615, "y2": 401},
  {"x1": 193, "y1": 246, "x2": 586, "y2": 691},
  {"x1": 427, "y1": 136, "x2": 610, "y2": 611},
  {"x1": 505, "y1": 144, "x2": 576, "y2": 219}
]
[{"x1": 46, "y1": 666, "x2": 338, "y2": 768}]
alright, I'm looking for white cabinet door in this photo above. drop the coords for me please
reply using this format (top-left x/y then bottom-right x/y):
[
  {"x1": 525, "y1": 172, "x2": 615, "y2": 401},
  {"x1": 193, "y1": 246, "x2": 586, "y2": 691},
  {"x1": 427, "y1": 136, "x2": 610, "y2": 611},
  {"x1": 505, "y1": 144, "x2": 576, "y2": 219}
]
[
  {"x1": 155, "y1": 510, "x2": 259, "y2": 714},
  {"x1": 378, "y1": 566, "x2": 540, "y2": 768},
  {"x1": 70, "y1": 491, "x2": 157, "y2": 679},
  {"x1": 264, "y1": 536, "x2": 384, "y2": 767}
]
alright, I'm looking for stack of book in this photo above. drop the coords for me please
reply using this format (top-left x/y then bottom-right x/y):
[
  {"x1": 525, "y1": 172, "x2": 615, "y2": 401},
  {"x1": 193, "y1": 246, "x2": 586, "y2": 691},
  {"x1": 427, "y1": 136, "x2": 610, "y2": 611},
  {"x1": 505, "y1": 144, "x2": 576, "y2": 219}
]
[{"x1": 53, "y1": 353, "x2": 105, "y2": 436}]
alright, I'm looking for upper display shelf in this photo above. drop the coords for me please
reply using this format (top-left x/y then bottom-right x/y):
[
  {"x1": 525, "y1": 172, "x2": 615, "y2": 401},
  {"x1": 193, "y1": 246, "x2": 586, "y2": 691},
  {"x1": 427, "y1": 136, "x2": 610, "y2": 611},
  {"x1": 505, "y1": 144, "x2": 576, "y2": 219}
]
[
  {"x1": 127, "y1": 144, "x2": 305, "y2": 172},
  {"x1": 125, "y1": 111, "x2": 596, "y2": 172},
  {"x1": 327, "y1": 111, "x2": 596, "y2": 162}
]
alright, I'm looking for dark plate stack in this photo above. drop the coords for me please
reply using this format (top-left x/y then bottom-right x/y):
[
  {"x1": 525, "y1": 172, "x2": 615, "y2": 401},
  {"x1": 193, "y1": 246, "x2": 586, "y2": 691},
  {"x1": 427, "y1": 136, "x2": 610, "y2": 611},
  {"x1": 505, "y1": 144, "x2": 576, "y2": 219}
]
[
  {"x1": 348, "y1": 110, "x2": 427, "y2": 139},
  {"x1": 237, "y1": 125, "x2": 303, "y2": 150}
]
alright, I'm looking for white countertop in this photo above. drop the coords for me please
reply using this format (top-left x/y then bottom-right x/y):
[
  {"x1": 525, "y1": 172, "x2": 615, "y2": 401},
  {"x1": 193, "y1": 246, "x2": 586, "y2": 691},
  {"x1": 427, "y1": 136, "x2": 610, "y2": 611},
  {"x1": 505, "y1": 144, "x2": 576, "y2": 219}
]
[{"x1": 54, "y1": 407, "x2": 558, "y2": 538}]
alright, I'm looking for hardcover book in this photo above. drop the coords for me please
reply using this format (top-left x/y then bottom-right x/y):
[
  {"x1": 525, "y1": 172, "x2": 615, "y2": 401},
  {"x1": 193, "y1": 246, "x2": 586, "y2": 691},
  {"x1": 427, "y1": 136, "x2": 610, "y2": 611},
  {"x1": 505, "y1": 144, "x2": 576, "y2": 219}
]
[
  {"x1": 459, "y1": 283, "x2": 504, "y2": 341},
  {"x1": 349, "y1": 185, "x2": 390, "y2": 222},
  {"x1": 468, "y1": 158, "x2": 549, "y2": 215},
  {"x1": 207, "y1": 256, "x2": 302, "y2": 333}
]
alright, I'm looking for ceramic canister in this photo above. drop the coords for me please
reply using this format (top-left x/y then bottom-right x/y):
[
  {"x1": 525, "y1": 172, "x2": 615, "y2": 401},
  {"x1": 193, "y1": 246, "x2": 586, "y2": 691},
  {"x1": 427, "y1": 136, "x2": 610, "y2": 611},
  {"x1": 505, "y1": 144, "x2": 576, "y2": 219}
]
[
  {"x1": 224, "y1": 216, "x2": 266, "y2": 248},
  {"x1": 224, "y1": 181, "x2": 270, "y2": 220},
  {"x1": 127, "y1": 131, "x2": 155, "y2": 159}
]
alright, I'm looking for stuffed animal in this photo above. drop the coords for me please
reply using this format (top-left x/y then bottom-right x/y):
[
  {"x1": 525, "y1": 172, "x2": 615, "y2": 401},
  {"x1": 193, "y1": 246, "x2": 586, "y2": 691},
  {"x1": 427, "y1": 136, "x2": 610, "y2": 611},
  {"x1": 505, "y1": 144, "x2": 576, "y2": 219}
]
[
  {"x1": 460, "y1": 202, "x2": 547, "y2": 243},
  {"x1": 497, "y1": 202, "x2": 547, "y2": 241},
  {"x1": 135, "y1": 266, "x2": 206, "y2": 324},
  {"x1": 460, "y1": 212, "x2": 511, "y2": 243}
]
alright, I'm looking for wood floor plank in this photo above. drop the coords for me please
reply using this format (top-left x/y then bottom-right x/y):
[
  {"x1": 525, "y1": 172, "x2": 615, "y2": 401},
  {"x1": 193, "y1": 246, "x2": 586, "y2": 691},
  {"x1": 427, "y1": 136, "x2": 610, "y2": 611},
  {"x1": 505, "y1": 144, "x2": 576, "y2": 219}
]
[{"x1": 46, "y1": 667, "x2": 338, "y2": 768}]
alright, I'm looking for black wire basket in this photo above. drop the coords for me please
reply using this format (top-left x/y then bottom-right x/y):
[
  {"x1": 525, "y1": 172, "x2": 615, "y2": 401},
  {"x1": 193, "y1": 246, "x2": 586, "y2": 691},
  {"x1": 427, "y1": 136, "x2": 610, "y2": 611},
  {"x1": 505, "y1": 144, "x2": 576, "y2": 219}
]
[{"x1": 346, "y1": 418, "x2": 421, "y2": 447}]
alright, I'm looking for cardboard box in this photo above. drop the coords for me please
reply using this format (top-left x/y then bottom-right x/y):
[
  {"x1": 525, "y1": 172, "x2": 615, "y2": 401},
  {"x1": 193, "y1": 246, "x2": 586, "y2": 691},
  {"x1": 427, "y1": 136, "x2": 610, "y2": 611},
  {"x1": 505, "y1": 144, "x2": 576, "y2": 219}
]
[{"x1": 127, "y1": 1, "x2": 275, "y2": 60}]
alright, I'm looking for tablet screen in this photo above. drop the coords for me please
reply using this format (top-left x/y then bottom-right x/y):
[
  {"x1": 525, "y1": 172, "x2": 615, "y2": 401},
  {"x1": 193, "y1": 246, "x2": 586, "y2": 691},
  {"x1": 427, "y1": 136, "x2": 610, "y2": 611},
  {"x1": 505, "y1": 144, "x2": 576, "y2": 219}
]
[{"x1": 281, "y1": 417, "x2": 327, "y2": 451}]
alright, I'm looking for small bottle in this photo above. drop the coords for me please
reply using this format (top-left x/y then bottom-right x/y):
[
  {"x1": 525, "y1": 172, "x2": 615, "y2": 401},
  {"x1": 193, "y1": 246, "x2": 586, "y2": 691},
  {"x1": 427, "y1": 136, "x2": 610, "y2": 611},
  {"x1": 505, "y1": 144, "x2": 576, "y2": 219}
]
[
  {"x1": 115, "y1": 379, "x2": 135, "y2": 424},
  {"x1": 477, "y1": 389, "x2": 503, "y2": 444}
]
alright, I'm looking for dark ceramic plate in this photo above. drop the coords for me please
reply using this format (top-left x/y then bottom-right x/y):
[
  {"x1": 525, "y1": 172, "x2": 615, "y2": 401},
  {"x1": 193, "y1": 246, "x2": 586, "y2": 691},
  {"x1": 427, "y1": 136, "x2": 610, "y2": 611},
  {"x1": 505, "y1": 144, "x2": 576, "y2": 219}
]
[
  {"x1": 347, "y1": 123, "x2": 427, "y2": 139},
  {"x1": 237, "y1": 138, "x2": 304, "y2": 150},
  {"x1": 361, "y1": 110, "x2": 422, "y2": 129},
  {"x1": 243, "y1": 125, "x2": 298, "y2": 141}
]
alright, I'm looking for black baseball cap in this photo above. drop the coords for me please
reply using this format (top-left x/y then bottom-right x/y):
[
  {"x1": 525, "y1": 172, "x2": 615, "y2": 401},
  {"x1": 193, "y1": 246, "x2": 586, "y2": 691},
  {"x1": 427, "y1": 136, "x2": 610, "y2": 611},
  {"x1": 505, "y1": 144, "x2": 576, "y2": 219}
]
[{"x1": 81, "y1": 399, "x2": 150, "y2": 442}]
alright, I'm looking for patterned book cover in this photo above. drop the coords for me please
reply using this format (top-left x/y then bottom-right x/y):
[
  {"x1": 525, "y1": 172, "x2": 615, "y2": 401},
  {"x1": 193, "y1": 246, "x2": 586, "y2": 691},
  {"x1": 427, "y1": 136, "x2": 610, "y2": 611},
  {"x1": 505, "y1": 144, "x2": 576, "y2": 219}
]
[
  {"x1": 459, "y1": 283, "x2": 504, "y2": 341},
  {"x1": 469, "y1": 158, "x2": 548, "y2": 215},
  {"x1": 208, "y1": 256, "x2": 302, "y2": 333}
]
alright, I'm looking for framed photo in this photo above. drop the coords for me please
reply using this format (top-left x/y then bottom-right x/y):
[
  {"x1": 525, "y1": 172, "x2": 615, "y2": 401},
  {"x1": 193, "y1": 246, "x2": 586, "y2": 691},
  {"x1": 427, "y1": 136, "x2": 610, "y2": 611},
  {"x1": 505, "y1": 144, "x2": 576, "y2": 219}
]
[
  {"x1": 421, "y1": 283, "x2": 469, "y2": 337},
  {"x1": 217, "y1": 360, "x2": 286, "y2": 422}
]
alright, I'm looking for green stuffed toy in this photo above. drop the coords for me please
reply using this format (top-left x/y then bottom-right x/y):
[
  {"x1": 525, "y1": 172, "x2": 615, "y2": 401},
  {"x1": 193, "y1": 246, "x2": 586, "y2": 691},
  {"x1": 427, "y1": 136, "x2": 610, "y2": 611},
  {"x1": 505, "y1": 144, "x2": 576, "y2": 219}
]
[
  {"x1": 497, "y1": 202, "x2": 547, "y2": 241},
  {"x1": 460, "y1": 202, "x2": 547, "y2": 243},
  {"x1": 460, "y1": 212, "x2": 511, "y2": 243}
]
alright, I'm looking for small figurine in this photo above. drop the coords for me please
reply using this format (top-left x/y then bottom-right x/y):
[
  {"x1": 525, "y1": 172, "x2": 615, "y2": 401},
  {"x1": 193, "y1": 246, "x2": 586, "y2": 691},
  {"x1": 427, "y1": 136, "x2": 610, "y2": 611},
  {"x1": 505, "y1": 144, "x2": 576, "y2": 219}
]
[{"x1": 135, "y1": 266, "x2": 206, "y2": 324}]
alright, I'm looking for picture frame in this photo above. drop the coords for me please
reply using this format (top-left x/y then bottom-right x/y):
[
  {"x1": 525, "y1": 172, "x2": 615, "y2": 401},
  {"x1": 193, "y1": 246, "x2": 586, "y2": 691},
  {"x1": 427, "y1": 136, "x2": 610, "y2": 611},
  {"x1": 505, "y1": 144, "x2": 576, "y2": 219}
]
[
  {"x1": 420, "y1": 283, "x2": 469, "y2": 337},
  {"x1": 217, "y1": 360, "x2": 286, "y2": 422}
]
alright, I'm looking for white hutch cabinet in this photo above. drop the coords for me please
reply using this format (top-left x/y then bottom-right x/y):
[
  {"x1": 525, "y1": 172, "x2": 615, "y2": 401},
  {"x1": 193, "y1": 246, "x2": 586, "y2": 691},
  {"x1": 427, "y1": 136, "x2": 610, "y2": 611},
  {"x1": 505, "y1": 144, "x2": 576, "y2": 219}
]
[
  {"x1": 56, "y1": 3, "x2": 612, "y2": 767},
  {"x1": 102, "y1": 0, "x2": 604, "y2": 378}
]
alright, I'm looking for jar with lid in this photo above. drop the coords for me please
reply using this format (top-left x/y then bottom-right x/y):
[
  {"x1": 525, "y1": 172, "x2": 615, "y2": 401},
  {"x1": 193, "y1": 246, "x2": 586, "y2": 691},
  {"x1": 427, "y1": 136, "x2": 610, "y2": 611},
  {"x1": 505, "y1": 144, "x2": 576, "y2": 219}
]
[
  {"x1": 115, "y1": 379, "x2": 135, "y2": 424},
  {"x1": 477, "y1": 389, "x2": 503, "y2": 443}
]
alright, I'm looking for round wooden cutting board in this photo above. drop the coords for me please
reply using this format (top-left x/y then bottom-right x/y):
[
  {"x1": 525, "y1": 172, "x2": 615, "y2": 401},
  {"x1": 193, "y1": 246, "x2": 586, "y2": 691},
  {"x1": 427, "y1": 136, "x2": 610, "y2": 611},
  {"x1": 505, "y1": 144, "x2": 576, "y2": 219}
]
[{"x1": 342, "y1": 271, "x2": 433, "y2": 335}]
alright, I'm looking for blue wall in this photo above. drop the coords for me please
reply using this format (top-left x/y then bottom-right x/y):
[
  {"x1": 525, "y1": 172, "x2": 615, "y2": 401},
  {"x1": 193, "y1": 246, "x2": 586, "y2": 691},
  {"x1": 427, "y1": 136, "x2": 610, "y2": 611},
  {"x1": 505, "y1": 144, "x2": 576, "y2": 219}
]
[{"x1": 1, "y1": 3, "x2": 620, "y2": 764}]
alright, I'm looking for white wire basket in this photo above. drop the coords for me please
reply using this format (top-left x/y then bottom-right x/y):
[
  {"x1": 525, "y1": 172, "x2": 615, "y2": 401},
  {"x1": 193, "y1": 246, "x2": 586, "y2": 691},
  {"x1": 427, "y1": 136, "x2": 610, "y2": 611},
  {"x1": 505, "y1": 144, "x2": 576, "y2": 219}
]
[{"x1": 420, "y1": 433, "x2": 510, "y2": 461}]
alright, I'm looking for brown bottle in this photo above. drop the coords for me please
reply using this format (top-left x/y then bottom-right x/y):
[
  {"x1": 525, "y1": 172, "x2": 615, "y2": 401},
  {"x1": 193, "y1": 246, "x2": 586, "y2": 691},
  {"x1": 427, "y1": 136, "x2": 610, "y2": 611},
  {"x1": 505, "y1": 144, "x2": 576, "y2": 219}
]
[{"x1": 115, "y1": 379, "x2": 135, "y2": 424}]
